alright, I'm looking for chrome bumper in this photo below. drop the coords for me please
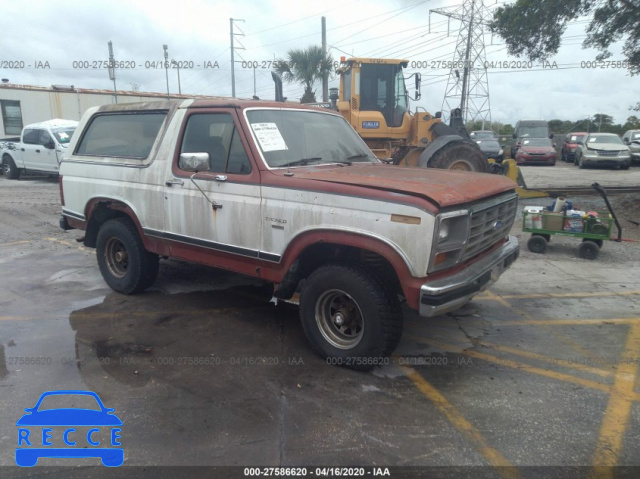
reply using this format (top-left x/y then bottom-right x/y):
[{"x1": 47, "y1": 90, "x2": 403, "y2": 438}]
[{"x1": 419, "y1": 236, "x2": 520, "y2": 317}]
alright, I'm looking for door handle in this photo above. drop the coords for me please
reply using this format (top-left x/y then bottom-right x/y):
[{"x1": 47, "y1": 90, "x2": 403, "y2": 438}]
[
  {"x1": 214, "y1": 175, "x2": 227, "y2": 182},
  {"x1": 36, "y1": 149, "x2": 40, "y2": 153},
  {"x1": 165, "y1": 178, "x2": 185, "y2": 187},
  {"x1": 21, "y1": 148, "x2": 25, "y2": 151}
]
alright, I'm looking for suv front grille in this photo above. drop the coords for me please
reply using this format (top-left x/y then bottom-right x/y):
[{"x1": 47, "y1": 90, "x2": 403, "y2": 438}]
[{"x1": 462, "y1": 194, "x2": 518, "y2": 262}]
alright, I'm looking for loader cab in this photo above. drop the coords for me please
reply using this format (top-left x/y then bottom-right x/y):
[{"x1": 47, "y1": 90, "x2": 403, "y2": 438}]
[{"x1": 337, "y1": 58, "x2": 417, "y2": 135}]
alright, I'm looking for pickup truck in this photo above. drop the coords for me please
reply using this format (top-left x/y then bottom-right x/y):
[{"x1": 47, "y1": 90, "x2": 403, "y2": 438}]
[
  {"x1": 59, "y1": 100, "x2": 519, "y2": 369},
  {"x1": 2, "y1": 119, "x2": 78, "y2": 179}
]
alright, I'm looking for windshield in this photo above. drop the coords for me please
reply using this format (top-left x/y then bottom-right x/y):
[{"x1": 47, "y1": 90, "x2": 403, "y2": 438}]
[
  {"x1": 478, "y1": 139, "x2": 500, "y2": 148},
  {"x1": 587, "y1": 134, "x2": 623, "y2": 145},
  {"x1": 568, "y1": 134, "x2": 585, "y2": 143},
  {"x1": 522, "y1": 138, "x2": 552, "y2": 147},
  {"x1": 632, "y1": 132, "x2": 640, "y2": 140},
  {"x1": 246, "y1": 109, "x2": 378, "y2": 168},
  {"x1": 472, "y1": 131, "x2": 495, "y2": 139},
  {"x1": 52, "y1": 127, "x2": 76, "y2": 144},
  {"x1": 518, "y1": 126, "x2": 549, "y2": 138},
  {"x1": 360, "y1": 63, "x2": 407, "y2": 128}
]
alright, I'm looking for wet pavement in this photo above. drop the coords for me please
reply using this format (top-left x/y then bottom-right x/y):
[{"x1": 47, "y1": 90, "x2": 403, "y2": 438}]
[{"x1": 1, "y1": 175, "x2": 639, "y2": 478}]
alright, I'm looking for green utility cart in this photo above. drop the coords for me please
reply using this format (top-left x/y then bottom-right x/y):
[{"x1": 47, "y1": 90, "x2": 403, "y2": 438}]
[{"x1": 522, "y1": 183, "x2": 622, "y2": 260}]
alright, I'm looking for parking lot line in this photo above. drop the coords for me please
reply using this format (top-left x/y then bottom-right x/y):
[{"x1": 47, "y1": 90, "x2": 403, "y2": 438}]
[
  {"x1": 483, "y1": 290, "x2": 604, "y2": 362},
  {"x1": 590, "y1": 322, "x2": 640, "y2": 477},
  {"x1": 495, "y1": 318, "x2": 637, "y2": 326},
  {"x1": 405, "y1": 335, "x2": 613, "y2": 394},
  {"x1": 471, "y1": 340, "x2": 615, "y2": 379},
  {"x1": 400, "y1": 365, "x2": 521, "y2": 479},
  {"x1": 476, "y1": 291, "x2": 640, "y2": 301},
  {"x1": 0, "y1": 240, "x2": 30, "y2": 247}
]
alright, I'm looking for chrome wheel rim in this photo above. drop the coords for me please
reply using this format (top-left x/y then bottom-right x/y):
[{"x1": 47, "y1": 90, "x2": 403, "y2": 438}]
[
  {"x1": 104, "y1": 237, "x2": 129, "y2": 278},
  {"x1": 315, "y1": 289, "x2": 364, "y2": 349}
]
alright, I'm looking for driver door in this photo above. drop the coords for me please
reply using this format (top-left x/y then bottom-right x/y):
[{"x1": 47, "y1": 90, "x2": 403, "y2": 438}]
[{"x1": 163, "y1": 110, "x2": 262, "y2": 261}]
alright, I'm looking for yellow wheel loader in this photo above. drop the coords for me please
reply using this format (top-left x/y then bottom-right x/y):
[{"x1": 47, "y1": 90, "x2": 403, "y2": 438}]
[{"x1": 332, "y1": 57, "x2": 489, "y2": 172}]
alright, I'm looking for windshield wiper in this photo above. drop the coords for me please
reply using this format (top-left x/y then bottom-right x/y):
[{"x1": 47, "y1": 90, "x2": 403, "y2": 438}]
[
  {"x1": 279, "y1": 157, "x2": 322, "y2": 168},
  {"x1": 346, "y1": 153, "x2": 372, "y2": 161}
]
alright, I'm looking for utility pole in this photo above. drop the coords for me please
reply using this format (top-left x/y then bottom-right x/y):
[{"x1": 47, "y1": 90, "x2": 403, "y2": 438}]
[
  {"x1": 171, "y1": 60, "x2": 182, "y2": 95},
  {"x1": 107, "y1": 41, "x2": 117, "y2": 103},
  {"x1": 230, "y1": 18, "x2": 245, "y2": 98},
  {"x1": 322, "y1": 16, "x2": 328, "y2": 102},
  {"x1": 163, "y1": 44, "x2": 169, "y2": 99}
]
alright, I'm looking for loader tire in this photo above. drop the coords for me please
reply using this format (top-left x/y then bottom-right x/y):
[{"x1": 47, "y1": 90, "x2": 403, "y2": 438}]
[{"x1": 429, "y1": 142, "x2": 489, "y2": 173}]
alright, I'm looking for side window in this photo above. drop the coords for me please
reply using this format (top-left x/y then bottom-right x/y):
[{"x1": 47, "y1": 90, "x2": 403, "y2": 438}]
[
  {"x1": 38, "y1": 130, "x2": 52, "y2": 146},
  {"x1": 22, "y1": 129, "x2": 39, "y2": 144},
  {"x1": 180, "y1": 113, "x2": 251, "y2": 175},
  {"x1": 76, "y1": 112, "x2": 167, "y2": 158},
  {"x1": 226, "y1": 129, "x2": 252, "y2": 174}
]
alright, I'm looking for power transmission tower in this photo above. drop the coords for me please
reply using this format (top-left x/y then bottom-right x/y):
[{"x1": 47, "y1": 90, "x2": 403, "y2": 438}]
[{"x1": 430, "y1": 0, "x2": 492, "y2": 127}]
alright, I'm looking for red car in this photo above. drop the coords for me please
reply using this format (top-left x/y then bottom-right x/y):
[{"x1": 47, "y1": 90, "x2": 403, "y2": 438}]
[
  {"x1": 561, "y1": 132, "x2": 587, "y2": 162},
  {"x1": 515, "y1": 138, "x2": 557, "y2": 166}
]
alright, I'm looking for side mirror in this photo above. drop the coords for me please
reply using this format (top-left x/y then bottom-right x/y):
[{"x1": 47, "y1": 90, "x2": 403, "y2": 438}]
[
  {"x1": 549, "y1": 133, "x2": 554, "y2": 139},
  {"x1": 44, "y1": 140, "x2": 56, "y2": 149},
  {"x1": 512, "y1": 133, "x2": 517, "y2": 139},
  {"x1": 179, "y1": 152, "x2": 211, "y2": 172},
  {"x1": 623, "y1": 138, "x2": 629, "y2": 144},
  {"x1": 434, "y1": 111, "x2": 442, "y2": 119},
  {"x1": 413, "y1": 73, "x2": 421, "y2": 101}
]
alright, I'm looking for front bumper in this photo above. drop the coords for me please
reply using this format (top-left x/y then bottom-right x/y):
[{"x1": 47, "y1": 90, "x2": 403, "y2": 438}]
[
  {"x1": 419, "y1": 236, "x2": 519, "y2": 317},
  {"x1": 582, "y1": 155, "x2": 629, "y2": 167}
]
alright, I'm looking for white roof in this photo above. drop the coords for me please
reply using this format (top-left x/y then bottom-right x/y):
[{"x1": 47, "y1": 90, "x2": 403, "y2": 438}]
[{"x1": 25, "y1": 119, "x2": 79, "y2": 130}]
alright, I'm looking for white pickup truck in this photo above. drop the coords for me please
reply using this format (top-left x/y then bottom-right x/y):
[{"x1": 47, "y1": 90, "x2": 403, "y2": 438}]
[
  {"x1": 59, "y1": 99, "x2": 519, "y2": 369},
  {"x1": 2, "y1": 119, "x2": 78, "y2": 179}
]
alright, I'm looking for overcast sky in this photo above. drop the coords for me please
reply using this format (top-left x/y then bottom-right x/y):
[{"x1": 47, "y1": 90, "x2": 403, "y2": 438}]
[{"x1": 1, "y1": 0, "x2": 638, "y2": 126}]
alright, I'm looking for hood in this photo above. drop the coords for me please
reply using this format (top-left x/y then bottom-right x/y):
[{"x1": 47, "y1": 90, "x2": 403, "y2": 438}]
[
  {"x1": 586, "y1": 143, "x2": 627, "y2": 152},
  {"x1": 295, "y1": 163, "x2": 517, "y2": 208}
]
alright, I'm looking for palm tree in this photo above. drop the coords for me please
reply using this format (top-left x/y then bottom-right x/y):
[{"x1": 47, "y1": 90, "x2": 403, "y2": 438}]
[{"x1": 274, "y1": 45, "x2": 333, "y2": 103}]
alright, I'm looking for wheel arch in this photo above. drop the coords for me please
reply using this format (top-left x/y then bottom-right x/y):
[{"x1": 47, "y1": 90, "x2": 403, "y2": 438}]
[
  {"x1": 273, "y1": 229, "x2": 415, "y2": 302},
  {"x1": 83, "y1": 198, "x2": 168, "y2": 255}
]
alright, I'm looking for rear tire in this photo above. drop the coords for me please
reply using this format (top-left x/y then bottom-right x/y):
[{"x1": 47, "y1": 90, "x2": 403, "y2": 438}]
[
  {"x1": 299, "y1": 264, "x2": 402, "y2": 370},
  {"x1": 96, "y1": 217, "x2": 159, "y2": 294},
  {"x1": 428, "y1": 142, "x2": 489, "y2": 173},
  {"x1": 578, "y1": 240, "x2": 599, "y2": 260},
  {"x1": 3, "y1": 155, "x2": 20, "y2": 179}
]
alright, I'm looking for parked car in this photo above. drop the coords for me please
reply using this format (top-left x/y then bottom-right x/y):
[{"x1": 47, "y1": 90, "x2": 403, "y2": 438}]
[
  {"x1": 561, "y1": 132, "x2": 587, "y2": 162},
  {"x1": 474, "y1": 138, "x2": 503, "y2": 162},
  {"x1": 511, "y1": 120, "x2": 551, "y2": 158},
  {"x1": 621, "y1": 129, "x2": 640, "y2": 164},
  {"x1": 574, "y1": 133, "x2": 631, "y2": 169},
  {"x1": 514, "y1": 138, "x2": 557, "y2": 166},
  {"x1": 1, "y1": 119, "x2": 78, "y2": 179}
]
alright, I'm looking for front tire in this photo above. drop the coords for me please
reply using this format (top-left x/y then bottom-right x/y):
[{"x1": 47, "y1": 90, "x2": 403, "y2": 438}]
[
  {"x1": 299, "y1": 264, "x2": 402, "y2": 370},
  {"x1": 427, "y1": 142, "x2": 489, "y2": 173},
  {"x1": 96, "y1": 217, "x2": 159, "y2": 294}
]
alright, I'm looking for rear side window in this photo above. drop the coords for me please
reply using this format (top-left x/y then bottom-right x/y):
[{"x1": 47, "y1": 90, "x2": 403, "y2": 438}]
[
  {"x1": 76, "y1": 112, "x2": 167, "y2": 158},
  {"x1": 22, "y1": 129, "x2": 39, "y2": 144}
]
